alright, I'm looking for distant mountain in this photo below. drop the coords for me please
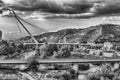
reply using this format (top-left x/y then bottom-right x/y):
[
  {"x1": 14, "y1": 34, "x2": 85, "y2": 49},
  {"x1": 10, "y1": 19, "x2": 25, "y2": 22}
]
[
  {"x1": 19, "y1": 24, "x2": 120, "y2": 43},
  {"x1": 67, "y1": 24, "x2": 120, "y2": 43},
  {"x1": 78, "y1": 24, "x2": 120, "y2": 42},
  {"x1": 19, "y1": 28, "x2": 82, "y2": 42}
]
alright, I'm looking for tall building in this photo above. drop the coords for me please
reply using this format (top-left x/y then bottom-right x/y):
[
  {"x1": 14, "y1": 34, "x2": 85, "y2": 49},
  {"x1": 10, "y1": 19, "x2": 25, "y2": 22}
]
[{"x1": 0, "y1": 31, "x2": 2, "y2": 40}]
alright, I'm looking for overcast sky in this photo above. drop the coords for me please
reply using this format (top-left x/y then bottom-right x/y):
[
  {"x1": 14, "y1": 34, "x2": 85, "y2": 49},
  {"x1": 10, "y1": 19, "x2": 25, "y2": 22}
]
[
  {"x1": 1, "y1": 0, "x2": 120, "y2": 39},
  {"x1": 1, "y1": 0, "x2": 120, "y2": 17}
]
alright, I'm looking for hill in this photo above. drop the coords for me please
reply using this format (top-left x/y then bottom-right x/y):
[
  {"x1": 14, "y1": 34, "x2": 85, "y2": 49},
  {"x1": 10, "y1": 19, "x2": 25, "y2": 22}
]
[
  {"x1": 79, "y1": 24, "x2": 120, "y2": 43},
  {"x1": 19, "y1": 24, "x2": 120, "y2": 43}
]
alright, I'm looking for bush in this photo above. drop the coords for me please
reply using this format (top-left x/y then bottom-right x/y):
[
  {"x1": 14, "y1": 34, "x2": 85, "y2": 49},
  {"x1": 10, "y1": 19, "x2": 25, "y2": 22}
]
[
  {"x1": 61, "y1": 46, "x2": 71, "y2": 58},
  {"x1": 116, "y1": 46, "x2": 120, "y2": 51},
  {"x1": 0, "y1": 46, "x2": 15, "y2": 57},
  {"x1": 46, "y1": 44, "x2": 59, "y2": 56}
]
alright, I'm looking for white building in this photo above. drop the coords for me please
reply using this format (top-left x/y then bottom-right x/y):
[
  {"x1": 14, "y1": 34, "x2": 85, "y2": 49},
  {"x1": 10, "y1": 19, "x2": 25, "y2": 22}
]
[{"x1": 103, "y1": 41, "x2": 113, "y2": 51}]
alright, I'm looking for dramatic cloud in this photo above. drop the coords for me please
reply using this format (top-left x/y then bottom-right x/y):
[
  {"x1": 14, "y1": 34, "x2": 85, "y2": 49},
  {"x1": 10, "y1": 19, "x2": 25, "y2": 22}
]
[
  {"x1": 1, "y1": 0, "x2": 92, "y2": 13},
  {"x1": 1, "y1": 0, "x2": 120, "y2": 18}
]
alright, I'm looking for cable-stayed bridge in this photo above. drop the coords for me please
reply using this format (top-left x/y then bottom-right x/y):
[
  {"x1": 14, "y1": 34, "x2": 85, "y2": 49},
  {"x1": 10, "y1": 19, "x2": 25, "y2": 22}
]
[{"x1": 0, "y1": 9, "x2": 119, "y2": 65}]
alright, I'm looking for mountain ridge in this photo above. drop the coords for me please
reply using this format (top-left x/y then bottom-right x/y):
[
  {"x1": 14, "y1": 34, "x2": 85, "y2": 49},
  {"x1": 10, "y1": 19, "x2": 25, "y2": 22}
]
[{"x1": 18, "y1": 23, "x2": 120, "y2": 43}]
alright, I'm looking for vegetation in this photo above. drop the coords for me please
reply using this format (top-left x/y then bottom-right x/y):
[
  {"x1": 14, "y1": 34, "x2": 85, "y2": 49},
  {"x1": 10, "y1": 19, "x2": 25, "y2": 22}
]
[
  {"x1": 1, "y1": 24, "x2": 120, "y2": 80},
  {"x1": 46, "y1": 44, "x2": 59, "y2": 56}
]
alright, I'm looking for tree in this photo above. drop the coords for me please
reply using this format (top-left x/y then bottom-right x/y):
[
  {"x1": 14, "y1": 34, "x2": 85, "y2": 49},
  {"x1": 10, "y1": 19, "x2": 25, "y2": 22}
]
[
  {"x1": 60, "y1": 46, "x2": 71, "y2": 58},
  {"x1": 1, "y1": 45, "x2": 15, "y2": 58},
  {"x1": 115, "y1": 46, "x2": 120, "y2": 51},
  {"x1": 46, "y1": 44, "x2": 59, "y2": 56}
]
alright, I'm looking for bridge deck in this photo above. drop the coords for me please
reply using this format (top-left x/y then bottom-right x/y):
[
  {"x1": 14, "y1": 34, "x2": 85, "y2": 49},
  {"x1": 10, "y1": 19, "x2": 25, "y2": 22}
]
[{"x1": 0, "y1": 58, "x2": 120, "y2": 64}]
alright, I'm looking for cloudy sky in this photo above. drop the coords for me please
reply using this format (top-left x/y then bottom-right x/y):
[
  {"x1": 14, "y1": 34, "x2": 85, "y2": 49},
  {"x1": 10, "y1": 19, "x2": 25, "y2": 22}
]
[
  {"x1": 1, "y1": 0, "x2": 120, "y2": 39},
  {"x1": 2, "y1": 0, "x2": 120, "y2": 17}
]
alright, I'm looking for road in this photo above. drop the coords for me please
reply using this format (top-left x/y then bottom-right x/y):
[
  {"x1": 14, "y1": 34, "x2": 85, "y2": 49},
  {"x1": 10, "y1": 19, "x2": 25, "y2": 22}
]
[{"x1": 0, "y1": 58, "x2": 120, "y2": 64}]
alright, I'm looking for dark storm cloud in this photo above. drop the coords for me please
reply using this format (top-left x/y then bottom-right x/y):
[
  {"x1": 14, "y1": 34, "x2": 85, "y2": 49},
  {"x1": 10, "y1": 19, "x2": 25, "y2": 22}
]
[
  {"x1": 89, "y1": 0, "x2": 120, "y2": 16},
  {"x1": 2, "y1": 0, "x2": 120, "y2": 18},
  {"x1": 0, "y1": 0, "x2": 4, "y2": 6},
  {"x1": 95, "y1": 4, "x2": 120, "y2": 15},
  {"x1": 5, "y1": 0, "x2": 93, "y2": 14}
]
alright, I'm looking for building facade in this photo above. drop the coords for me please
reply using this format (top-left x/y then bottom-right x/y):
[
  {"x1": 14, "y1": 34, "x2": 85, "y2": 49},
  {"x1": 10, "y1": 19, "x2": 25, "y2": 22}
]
[{"x1": 0, "y1": 30, "x2": 2, "y2": 40}]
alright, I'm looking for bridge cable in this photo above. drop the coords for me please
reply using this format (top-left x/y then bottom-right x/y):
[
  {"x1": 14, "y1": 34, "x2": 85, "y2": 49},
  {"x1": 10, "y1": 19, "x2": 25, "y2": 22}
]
[
  {"x1": 10, "y1": 10, "x2": 38, "y2": 44},
  {"x1": 16, "y1": 15, "x2": 47, "y2": 32},
  {"x1": 14, "y1": 14, "x2": 23, "y2": 38},
  {"x1": 9, "y1": 9, "x2": 39, "y2": 54}
]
